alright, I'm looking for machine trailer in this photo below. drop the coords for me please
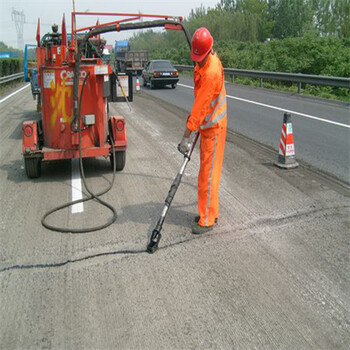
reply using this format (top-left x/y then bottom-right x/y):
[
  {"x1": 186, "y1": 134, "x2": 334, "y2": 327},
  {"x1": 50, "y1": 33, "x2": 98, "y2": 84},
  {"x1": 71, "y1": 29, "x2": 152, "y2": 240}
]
[{"x1": 22, "y1": 15, "x2": 128, "y2": 178}]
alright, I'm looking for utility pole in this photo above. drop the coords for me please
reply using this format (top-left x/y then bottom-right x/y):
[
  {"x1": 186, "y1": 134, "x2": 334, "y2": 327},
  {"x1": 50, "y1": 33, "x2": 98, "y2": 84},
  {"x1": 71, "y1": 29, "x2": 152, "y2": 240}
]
[
  {"x1": 11, "y1": 8, "x2": 25, "y2": 50},
  {"x1": 139, "y1": 11, "x2": 143, "y2": 33}
]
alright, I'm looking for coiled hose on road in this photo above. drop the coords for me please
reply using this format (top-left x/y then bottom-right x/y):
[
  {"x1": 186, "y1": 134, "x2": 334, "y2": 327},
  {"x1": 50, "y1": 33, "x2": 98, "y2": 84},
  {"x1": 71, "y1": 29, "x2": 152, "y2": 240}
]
[{"x1": 41, "y1": 72, "x2": 118, "y2": 233}]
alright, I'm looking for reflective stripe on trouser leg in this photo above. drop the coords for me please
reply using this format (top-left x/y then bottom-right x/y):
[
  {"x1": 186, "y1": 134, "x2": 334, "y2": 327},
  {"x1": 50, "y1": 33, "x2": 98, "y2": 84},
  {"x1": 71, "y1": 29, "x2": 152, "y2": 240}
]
[
  {"x1": 205, "y1": 135, "x2": 217, "y2": 226},
  {"x1": 198, "y1": 128, "x2": 226, "y2": 227}
]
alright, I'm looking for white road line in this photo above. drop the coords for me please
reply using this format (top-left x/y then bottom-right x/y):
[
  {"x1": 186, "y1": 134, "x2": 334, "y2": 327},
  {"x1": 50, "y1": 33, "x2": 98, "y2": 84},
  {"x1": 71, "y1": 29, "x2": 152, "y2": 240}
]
[
  {"x1": 0, "y1": 84, "x2": 30, "y2": 104},
  {"x1": 2, "y1": 84, "x2": 86, "y2": 212},
  {"x1": 177, "y1": 83, "x2": 350, "y2": 129},
  {"x1": 71, "y1": 159, "x2": 84, "y2": 213}
]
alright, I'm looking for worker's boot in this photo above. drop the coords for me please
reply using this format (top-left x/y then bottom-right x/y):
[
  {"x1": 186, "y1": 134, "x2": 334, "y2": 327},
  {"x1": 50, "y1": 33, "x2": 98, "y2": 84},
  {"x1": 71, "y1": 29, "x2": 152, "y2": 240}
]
[
  {"x1": 192, "y1": 222, "x2": 214, "y2": 234},
  {"x1": 194, "y1": 216, "x2": 218, "y2": 224},
  {"x1": 192, "y1": 216, "x2": 217, "y2": 234}
]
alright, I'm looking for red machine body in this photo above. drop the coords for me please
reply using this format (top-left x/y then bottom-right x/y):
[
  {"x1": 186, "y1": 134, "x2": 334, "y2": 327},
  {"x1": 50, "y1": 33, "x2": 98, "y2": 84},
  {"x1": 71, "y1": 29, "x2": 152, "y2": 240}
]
[
  {"x1": 22, "y1": 14, "x2": 127, "y2": 177},
  {"x1": 39, "y1": 64, "x2": 116, "y2": 159},
  {"x1": 22, "y1": 11, "x2": 185, "y2": 178},
  {"x1": 22, "y1": 121, "x2": 39, "y2": 153}
]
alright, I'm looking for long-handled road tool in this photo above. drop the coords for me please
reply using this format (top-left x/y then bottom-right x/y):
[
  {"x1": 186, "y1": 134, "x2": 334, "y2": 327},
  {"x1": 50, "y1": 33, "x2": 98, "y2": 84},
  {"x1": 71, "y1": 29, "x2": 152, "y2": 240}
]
[{"x1": 147, "y1": 132, "x2": 200, "y2": 254}]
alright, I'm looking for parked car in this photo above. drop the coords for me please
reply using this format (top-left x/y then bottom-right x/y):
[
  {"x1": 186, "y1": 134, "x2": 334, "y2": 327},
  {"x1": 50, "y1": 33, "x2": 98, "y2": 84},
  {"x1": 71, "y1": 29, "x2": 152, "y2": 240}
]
[{"x1": 142, "y1": 60, "x2": 179, "y2": 89}]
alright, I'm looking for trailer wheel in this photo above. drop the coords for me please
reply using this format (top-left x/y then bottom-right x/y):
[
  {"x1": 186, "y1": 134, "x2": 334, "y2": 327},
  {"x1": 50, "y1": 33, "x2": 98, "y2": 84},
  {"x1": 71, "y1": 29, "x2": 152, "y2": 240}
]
[
  {"x1": 142, "y1": 76, "x2": 147, "y2": 87},
  {"x1": 110, "y1": 151, "x2": 126, "y2": 171},
  {"x1": 24, "y1": 157, "x2": 41, "y2": 178},
  {"x1": 150, "y1": 80, "x2": 155, "y2": 89},
  {"x1": 171, "y1": 84, "x2": 176, "y2": 89}
]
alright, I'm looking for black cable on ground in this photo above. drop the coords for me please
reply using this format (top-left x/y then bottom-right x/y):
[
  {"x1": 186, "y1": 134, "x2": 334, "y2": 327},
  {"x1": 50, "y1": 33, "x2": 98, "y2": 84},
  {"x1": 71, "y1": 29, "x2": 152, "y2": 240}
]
[{"x1": 41, "y1": 72, "x2": 118, "y2": 233}]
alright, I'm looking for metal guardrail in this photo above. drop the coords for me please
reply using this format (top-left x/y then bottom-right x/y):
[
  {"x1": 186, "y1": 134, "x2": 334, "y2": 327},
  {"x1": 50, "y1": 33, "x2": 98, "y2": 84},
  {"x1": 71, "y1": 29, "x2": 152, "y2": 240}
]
[
  {"x1": 0, "y1": 72, "x2": 24, "y2": 85},
  {"x1": 174, "y1": 65, "x2": 350, "y2": 92},
  {"x1": 2, "y1": 67, "x2": 349, "y2": 92}
]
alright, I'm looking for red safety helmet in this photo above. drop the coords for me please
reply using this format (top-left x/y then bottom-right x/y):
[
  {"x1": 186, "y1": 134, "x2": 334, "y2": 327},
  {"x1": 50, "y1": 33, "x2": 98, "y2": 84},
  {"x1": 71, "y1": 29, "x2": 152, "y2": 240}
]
[{"x1": 191, "y1": 27, "x2": 214, "y2": 63}]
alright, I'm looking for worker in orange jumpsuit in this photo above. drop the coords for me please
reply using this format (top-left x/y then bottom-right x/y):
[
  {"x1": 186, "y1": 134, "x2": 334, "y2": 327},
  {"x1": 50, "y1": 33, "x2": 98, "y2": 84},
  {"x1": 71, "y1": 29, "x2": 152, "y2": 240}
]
[{"x1": 178, "y1": 27, "x2": 227, "y2": 234}]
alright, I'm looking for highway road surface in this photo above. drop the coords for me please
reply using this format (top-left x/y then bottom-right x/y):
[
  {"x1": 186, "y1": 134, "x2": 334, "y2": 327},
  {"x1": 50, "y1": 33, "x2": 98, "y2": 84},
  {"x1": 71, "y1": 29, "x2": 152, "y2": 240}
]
[
  {"x1": 141, "y1": 76, "x2": 350, "y2": 184},
  {"x1": 0, "y1": 84, "x2": 349, "y2": 349}
]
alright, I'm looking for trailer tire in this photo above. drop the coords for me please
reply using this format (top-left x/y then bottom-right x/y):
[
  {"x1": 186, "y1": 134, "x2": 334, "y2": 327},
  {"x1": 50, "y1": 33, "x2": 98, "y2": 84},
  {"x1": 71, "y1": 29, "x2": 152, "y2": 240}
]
[
  {"x1": 110, "y1": 150, "x2": 126, "y2": 171},
  {"x1": 142, "y1": 76, "x2": 147, "y2": 87},
  {"x1": 24, "y1": 157, "x2": 41, "y2": 178},
  {"x1": 150, "y1": 80, "x2": 155, "y2": 89}
]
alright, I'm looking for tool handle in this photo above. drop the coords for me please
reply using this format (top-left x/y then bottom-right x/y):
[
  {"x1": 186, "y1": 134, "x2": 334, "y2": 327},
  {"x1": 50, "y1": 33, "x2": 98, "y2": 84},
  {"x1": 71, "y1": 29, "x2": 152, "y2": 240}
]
[
  {"x1": 187, "y1": 132, "x2": 199, "y2": 158},
  {"x1": 147, "y1": 132, "x2": 200, "y2": 253}
]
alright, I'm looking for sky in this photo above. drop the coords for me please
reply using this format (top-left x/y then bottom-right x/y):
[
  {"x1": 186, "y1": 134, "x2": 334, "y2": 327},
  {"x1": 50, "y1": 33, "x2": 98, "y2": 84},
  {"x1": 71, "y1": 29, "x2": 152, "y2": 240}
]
[{"x1": 0, "y1": 0, "x2": 219, "y2": 49}]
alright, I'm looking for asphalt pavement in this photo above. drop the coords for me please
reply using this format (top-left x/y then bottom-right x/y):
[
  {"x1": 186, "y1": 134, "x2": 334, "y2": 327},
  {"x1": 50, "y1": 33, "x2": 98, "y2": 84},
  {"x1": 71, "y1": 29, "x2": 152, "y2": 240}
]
[
  {"x1": 142, "y1": 76, "x2": 350, "y2": 184},
  {"x1": 0, "y1": 85, "x2": 349, "y2": 349}
]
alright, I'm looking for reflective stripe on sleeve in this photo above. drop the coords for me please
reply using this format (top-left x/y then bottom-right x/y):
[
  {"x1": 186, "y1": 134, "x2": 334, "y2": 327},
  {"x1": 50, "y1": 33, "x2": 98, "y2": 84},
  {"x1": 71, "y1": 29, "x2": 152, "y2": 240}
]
[
  {"x1": 210, "y1": 90, "x2": 223, "y2": 109},
  {"x1": 205, "y1": 96, "x2": 227, "y2": 122},
  {"x1": 200, "y1": 109, "x2": 227, "y2": 130}
]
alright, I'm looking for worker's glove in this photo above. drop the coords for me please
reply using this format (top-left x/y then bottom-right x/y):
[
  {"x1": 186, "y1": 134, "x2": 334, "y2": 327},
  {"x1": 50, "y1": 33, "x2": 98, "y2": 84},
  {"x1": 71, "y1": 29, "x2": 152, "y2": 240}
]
[{"x1": 177, "y1": 136, "x2": 190, "y2": 155}]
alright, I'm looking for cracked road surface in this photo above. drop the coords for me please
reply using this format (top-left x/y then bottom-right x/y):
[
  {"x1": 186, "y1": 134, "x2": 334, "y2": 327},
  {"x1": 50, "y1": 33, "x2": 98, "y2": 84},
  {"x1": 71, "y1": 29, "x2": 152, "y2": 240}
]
[{"x1": 0, "y1": 87, "x2": 349, "y2": 349}]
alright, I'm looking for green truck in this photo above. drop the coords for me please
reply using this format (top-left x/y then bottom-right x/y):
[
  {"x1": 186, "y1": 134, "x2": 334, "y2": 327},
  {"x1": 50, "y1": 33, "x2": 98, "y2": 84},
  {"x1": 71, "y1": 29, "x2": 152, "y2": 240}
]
[{"x1": 114, "y1": 40, "x2": 148, "y2": 75}]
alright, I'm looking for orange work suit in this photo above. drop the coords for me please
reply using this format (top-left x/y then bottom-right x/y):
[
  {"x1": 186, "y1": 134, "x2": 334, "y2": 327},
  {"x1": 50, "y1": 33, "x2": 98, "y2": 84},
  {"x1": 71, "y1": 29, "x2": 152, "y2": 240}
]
[{"x1": 187, "y1": 52, "x2": 227, "y2": 227}]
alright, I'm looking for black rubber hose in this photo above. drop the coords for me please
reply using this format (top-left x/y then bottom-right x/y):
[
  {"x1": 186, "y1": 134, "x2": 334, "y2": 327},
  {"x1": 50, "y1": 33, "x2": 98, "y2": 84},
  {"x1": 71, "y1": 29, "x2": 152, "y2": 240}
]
[{"x1": 41, "y1": 72, "x2": 118, "y2": 233}]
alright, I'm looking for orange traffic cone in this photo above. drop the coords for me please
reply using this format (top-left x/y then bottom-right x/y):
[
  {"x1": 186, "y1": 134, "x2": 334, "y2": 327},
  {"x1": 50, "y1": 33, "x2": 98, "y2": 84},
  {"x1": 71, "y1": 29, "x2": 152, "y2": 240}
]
[
  {"x1": 135, "y1": 77, "x2": 140, "y2": 92},
  {"x1": 275, "y1": 112, "x2": 299, "y2": 169}
]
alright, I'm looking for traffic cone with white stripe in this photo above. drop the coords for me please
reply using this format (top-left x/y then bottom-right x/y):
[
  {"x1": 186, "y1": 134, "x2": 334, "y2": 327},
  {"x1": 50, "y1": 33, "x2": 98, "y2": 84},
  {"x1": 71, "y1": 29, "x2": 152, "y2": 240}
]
[
  {"x1": 275, "y1": 112, "x2": 299, "y2": 169},
  {"x1": 135, "y1": 77, "x2": 141, "y2": 93}
]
